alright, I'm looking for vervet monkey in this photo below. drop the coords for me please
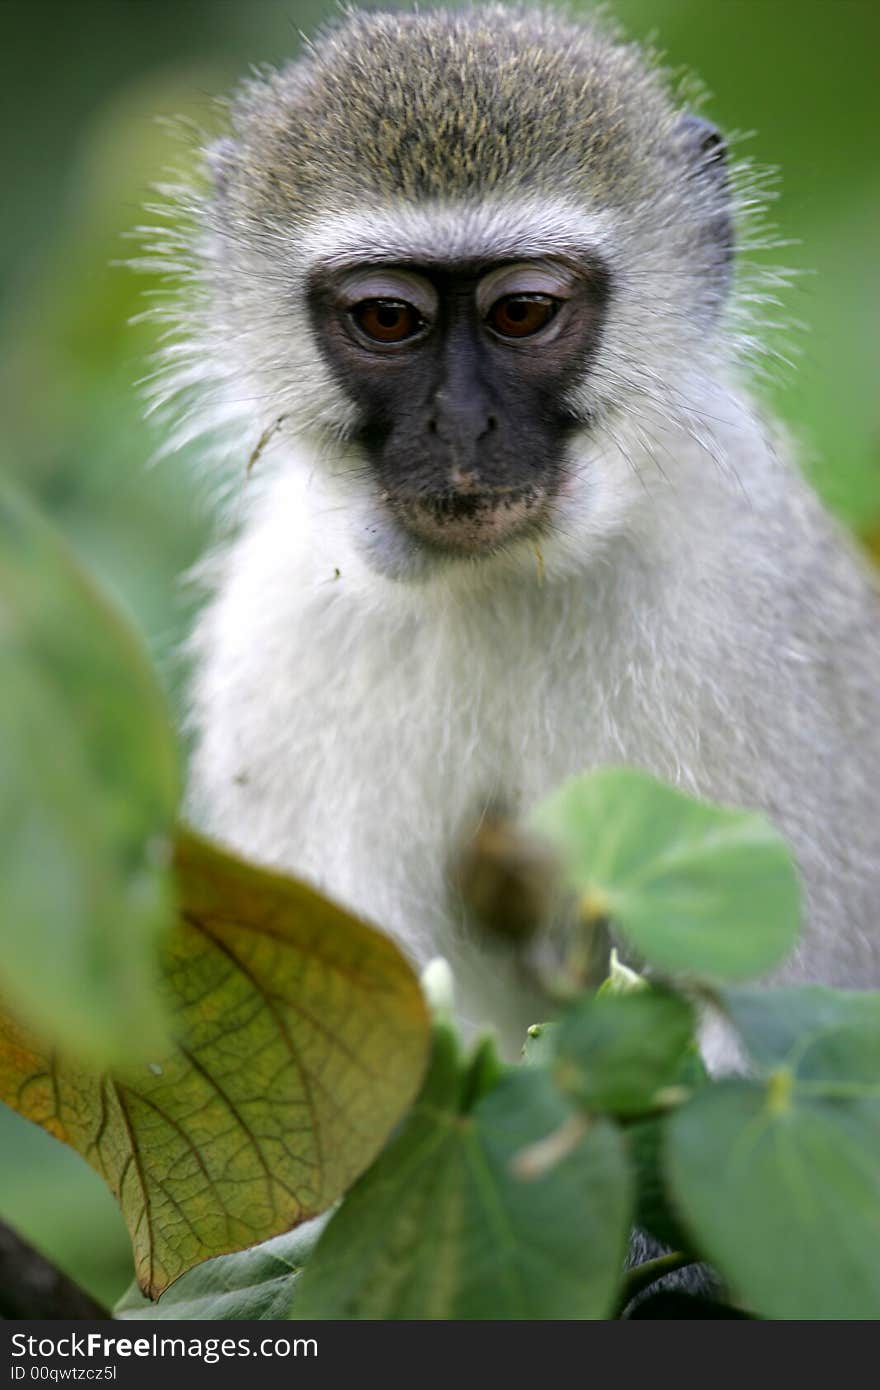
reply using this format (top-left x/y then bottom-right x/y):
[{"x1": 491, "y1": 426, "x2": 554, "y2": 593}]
[{"x1": 150, "y1": 6, "x2": 880, "y2": 1063}]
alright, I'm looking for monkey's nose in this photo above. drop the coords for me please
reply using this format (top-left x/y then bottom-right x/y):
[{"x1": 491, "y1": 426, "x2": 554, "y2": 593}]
[{"x1": 428, "y1": 393, "x2": 498, "y2": 456}]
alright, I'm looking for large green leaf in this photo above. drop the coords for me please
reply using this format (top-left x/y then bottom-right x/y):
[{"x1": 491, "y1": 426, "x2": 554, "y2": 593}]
[
  {"x1": 718, "y1": 985, "x2": 880, "y2": 1081},
  {"x1": 0, "y1": 479, "x2": 179, "y2": 1064},
  {"x1": 115, "y1": 1219, "x2": 328, "y2": 1320},
  {"x1": 291, "y1": 1025, "x2": 633, "y2": 1319},
  {"x1": 668, "y1": 989, "x2": 880, "y2": 1317},
  {"x1": 530, "y1": 767, "x2": 800, "y2": 981},
  {"x1": 666, "y1": 1078, "x2": 880, "y2": 1319},
  {"x1": 0, "y1": 830, "x2": 431, "y2": 1298},
  {"x1": 554, "y1": 988, "x2": 695, "y2": 1116}
]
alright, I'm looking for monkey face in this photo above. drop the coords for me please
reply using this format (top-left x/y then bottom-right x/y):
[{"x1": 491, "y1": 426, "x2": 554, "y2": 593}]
[
  {"x1": 184, "y1": 9, "x2": 736, "y2": 583},
  {"x1": 307, "y1": 254, "x2": 609, "y2": 557}
]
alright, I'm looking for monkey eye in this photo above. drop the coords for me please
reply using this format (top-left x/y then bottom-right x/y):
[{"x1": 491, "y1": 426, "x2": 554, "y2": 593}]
[
  {"x1": 350, "y1": 298, "x2": 426, "y2": 345},
  {"x1": 486, "y1": 294, "x2": 559, "y2": 340}
]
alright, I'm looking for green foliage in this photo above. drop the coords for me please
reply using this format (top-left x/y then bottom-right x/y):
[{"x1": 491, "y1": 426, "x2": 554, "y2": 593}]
[
  {"x1": 553, "y1": 989, "x2": 695, "y2": 1116},
  {"x1": 718, "y1": 984, "x2": 880, "y2": 1079},
  {"x1": 106, "y1": 765, "x2": 877, "y2": 1322},
  {"x1": 291, "y1": 1025, "x2": 632, "y2": 1320},
  {"x1": 530, "y1": 767, "x2": 800, "y2": 980},
  {"x1": 0, "y1": 497, "x2": 877, "y2": 1320},
  {"x1": 0, "y1": 1103, "x2": 134, "y2": 1306},
  {"x1": 666, "y1": 1079, "x2": 880, "y2": 1319},
  {"x1": 0, "y1": 478, "x2": 179, "y2": 1065},
  {"x1": 664, "y1": 985, "x2": 880, "y2": 1318}
]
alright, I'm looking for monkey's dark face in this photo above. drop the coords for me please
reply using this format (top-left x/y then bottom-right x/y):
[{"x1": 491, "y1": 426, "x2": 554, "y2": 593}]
[{"x1": 308, "y1": 258, "x2": 608, "y2": 555}]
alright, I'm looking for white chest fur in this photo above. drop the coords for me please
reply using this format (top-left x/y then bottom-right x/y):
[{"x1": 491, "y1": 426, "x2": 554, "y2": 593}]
[
  {"x1": 188, "y1": 457, "x2": 700, "y2": 1038},
  {"x1": 186, "y1": 420, "x2": 880, "y2": 1055}
]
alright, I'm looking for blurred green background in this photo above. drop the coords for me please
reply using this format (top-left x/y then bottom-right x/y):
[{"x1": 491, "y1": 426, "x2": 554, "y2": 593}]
[{"x1": 1, "y1": 0, "x2": 877, "y2": 1307}]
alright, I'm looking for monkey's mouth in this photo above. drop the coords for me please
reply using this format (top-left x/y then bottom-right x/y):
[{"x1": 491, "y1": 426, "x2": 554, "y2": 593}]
[{"x1": 387, "y1": 485, "x2": 549, "y2": 555}]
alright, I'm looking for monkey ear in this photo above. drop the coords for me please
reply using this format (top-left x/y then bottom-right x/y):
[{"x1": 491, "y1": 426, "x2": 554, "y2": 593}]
[{"x1": 675, "y1": 113, "x2": 734, "y2": 306}]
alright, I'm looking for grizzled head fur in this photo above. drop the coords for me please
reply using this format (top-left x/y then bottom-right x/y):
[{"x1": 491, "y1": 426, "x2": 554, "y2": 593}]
[
  {"x1": 211, "y1": 7, "x2": 731, "y2": 293},
  {"x1": 218, "y1": 8, "x2": 696, "y2": 211}
]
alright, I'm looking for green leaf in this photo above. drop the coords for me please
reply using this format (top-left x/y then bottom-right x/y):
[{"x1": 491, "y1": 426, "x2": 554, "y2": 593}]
[
  {"x1": 291, "y1": 1024, "x2": 633, "y2": 1319},
  {"x1": 115, "y1": 1219, "x2": 328, "y2": 1320},
  {"x1": 554, "y1": 989, "x2": 696, "y2": 1116},
  {"x1": 0, "y1": 479, "x2": 179, "y2": 1064},
  {"x1": 666, "y1": 1078, "x2": 880, "y2": 1319},
  {"x1": 0, "y1": 829, "x2": 431, "y2": 1298},
  {"x1": 530, "y1": 767, "x2": 800, "y2": 981},
  {"x1": 719, "y1": 985, "x2": 880, "y2": 1083}
]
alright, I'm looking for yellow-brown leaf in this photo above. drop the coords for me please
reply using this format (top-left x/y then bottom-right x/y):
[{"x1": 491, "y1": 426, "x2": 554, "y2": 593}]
[{"x1": 0, "y1": 828, "x2": 430, "y2": 1297}]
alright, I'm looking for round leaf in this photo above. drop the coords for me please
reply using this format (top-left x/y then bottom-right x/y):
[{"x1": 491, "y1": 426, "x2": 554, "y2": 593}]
[
  {"x1": 666, "y1": 1080, "x2": 880, "y2": 1319},
  {"x1": 719, "y1": 985, "x2": 880, "y2": 1082},
  {"x1": 554, "y1": 989, "x2": 696, "y2": 1115},
  {"x1": 530, "y1": 767, "x2": 800, "y2": 981},
  {"x1": 291, "y1": 1028, "x2": 634, "y2": 1320}
]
